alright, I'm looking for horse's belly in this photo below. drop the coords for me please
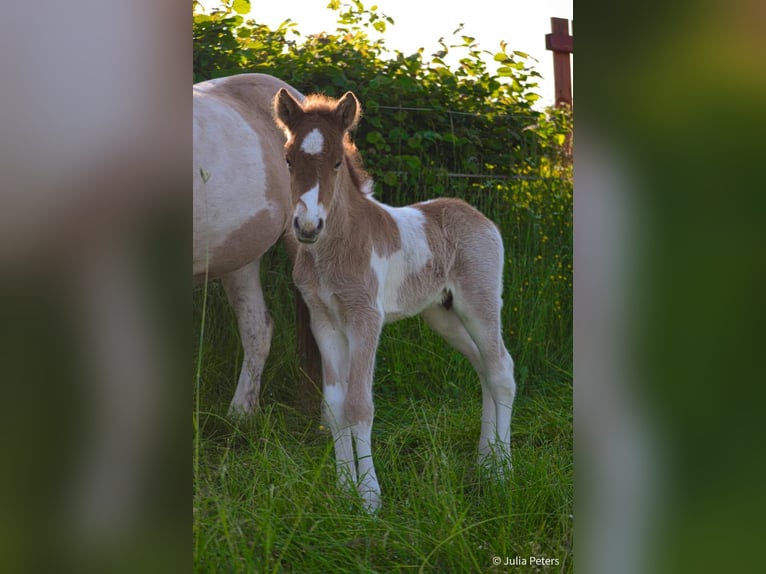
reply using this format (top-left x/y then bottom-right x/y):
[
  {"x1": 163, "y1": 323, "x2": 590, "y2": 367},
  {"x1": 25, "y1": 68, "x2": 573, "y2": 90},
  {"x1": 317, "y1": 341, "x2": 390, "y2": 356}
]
[
  {"x1": 192, "y1": 208, "x2": 284, "y2": 279},
  {"x1": 374, "y1": 256, "x2": 445, "y2": 324},
  {"x1": 381, "y1": 288, "x2": 444, "y2": 324},
  {"x1": 193, "y1": 94, "x2": 285, "y2": 277}
]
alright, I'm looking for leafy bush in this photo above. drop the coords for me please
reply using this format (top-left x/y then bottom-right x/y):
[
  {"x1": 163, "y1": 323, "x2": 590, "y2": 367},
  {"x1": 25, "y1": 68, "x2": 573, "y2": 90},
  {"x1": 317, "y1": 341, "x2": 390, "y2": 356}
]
[{"x1": 193, "y1": 0, "x2": 571, "y2": 197}]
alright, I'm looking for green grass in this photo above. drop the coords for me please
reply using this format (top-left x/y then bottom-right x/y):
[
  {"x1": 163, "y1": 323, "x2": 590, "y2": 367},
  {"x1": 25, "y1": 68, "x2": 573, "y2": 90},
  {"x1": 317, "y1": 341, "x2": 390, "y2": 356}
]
[{"x1": 194, "y1": 175, "x2": 572, "y2": 573}]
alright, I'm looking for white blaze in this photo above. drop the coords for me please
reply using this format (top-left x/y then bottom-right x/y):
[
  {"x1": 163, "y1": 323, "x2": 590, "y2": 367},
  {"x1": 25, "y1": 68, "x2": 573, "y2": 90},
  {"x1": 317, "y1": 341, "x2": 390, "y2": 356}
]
[
  {"x1": 296, "y1": 183, "x2": 326, "y2": 228},
  {"x1": 300, "y1": 128, "x2": 325, "y2": 155}
]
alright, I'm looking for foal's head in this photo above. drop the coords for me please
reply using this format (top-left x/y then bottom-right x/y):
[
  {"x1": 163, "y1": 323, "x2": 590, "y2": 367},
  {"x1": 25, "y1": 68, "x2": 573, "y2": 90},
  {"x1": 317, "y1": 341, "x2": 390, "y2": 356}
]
[{"x1": 274, "y1": 89, "x2": 361, "y2": 244}]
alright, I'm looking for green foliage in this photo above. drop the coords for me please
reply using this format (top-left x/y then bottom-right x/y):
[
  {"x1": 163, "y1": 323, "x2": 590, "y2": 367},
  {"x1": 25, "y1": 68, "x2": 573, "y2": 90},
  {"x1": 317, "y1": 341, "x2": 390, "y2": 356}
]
[{"x1": 193, "y1": 0, "x2": 572, "y2": 197}]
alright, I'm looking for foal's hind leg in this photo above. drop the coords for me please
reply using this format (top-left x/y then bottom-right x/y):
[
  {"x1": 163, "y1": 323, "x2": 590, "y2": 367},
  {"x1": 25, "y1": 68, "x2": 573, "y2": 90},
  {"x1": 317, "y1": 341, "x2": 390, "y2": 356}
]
[
  {"x1": 421, "y1": 305, "x2": 495, "y2": 451},
  {"x1": 422, "y1": 306, "x2": 510, "y2": 470},
  {"x1": 221, "y1": 259, "x2": 272, "y2": 416},
  {"x1": 450, "y1": 289, "x2": 516, "y2": 472}
]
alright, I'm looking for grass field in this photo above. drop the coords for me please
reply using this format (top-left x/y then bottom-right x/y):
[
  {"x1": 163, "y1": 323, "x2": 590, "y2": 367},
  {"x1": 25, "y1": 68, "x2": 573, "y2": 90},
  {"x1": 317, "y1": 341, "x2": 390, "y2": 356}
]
[{"x1": 193, "y1": 175, "x2": 572, "y2": 573}]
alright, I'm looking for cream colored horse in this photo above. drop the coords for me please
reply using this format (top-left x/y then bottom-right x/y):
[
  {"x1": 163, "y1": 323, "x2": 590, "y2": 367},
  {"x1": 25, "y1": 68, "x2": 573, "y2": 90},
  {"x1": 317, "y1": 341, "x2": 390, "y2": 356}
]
[
  {"x1": 274, "y1": 89, "x2": 517, "y2": 512},
  {"x1": 194, "y1": 74, "x2": 302, "y2": 415}
]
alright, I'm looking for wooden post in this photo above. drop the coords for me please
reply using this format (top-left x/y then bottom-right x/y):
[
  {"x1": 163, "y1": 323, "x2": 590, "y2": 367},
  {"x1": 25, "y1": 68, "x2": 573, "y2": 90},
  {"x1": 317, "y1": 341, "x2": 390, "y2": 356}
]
[
  {"x1": 545, "y1": 17, "x2": 573, "y2": 108},
  {"x1": 295, "y1": 286, "x2": 322, "y2": 416}
]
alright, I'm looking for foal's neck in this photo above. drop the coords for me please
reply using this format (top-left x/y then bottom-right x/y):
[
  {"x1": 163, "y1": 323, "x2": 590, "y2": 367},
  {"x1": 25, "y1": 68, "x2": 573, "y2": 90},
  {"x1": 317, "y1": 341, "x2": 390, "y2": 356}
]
[{"x1": 325, "y1": 159, "x2": 378, "y2": 241}]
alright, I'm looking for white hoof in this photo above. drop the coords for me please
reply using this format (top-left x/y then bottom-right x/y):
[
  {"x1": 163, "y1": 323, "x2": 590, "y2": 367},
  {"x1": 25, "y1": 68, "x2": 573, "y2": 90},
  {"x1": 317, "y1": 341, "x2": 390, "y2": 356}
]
[
  {"x1": 360, "y1": 487, "x2": 381, "y2": 513},
  {"x1": 359, "y1": 475, "x2": 381, "y2": 513}
]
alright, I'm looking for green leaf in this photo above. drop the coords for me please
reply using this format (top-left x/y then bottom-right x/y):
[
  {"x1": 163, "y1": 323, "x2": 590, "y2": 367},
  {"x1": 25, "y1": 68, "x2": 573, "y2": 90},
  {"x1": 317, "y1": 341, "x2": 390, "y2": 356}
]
[
  {"x1": 366, "y1": 131, "x2": 385, "y2": 145},
  {"x1": 442, "y1": 133, "x2": 459, "y2": 144},
  {"x1": 406, "y1": 134, "x2": 422, "y2": 150},
  {"x1": 232, "y1": 0, "x2": 250, "y2": 15},
  {"x1": 513, "y1": 50, "x2": 529, "y2": 59},
  {"x1": 382, "y1": 171, "x2": 398, "y2": 186},
  {"x1": 401, "y1": 155, "x2": 421, "y2": 170}
]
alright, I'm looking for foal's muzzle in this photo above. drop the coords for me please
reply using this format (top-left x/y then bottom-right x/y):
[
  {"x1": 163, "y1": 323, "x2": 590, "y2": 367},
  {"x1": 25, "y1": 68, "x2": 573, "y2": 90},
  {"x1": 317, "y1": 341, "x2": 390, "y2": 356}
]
[{"x1": 293, "y1": 215, "x2": 324, "y2": 244}]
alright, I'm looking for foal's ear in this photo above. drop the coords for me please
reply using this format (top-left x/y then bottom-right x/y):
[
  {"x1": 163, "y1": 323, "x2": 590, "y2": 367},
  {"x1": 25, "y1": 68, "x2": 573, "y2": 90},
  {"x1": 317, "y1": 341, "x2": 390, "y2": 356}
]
[
  {"x1": 274, "y1": 88, "x2": 303, "y2": 132},
  {"x1": 335, "y1": 91, "x2": 361, "y2": 132}
]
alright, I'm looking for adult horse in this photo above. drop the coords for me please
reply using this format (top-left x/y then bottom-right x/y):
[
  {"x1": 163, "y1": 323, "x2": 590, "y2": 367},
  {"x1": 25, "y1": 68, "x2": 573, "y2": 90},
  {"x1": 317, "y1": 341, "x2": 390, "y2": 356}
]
[{"x1": 193, "y1": 73, "x2": 303, "y2": 415}]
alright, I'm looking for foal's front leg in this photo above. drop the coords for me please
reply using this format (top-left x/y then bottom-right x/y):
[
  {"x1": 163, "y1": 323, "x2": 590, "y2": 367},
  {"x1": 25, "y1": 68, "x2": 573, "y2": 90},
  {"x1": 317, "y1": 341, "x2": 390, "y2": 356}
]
[
  {"x1": 345, "y1": 309, "x2": 384, "y2": 513},
  {"x1": 311, "y1": 314, "x2": 355, "y2": 491}
]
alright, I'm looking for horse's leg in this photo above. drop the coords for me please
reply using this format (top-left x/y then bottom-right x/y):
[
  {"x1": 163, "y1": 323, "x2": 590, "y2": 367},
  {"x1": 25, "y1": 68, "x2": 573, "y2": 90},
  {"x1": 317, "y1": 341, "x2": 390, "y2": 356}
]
[
  {"x1": 345, "y1": 310, "x2": 383, "y2": 512},
  {"x1": 310, "y1": 312, "x2": 356, "y2": 493},
  {"x1": 462, "y1": 309, "x2": 515, "y2": 470},
  {"x1": 421, "y1": 305, "x2": 496, "y2": 457},
  {"x1": 221, "y1": 259, "x2": 272, "y2": 416},
  {"x1": 452, "y1": 284, "x2": 516, "y2": 472}
]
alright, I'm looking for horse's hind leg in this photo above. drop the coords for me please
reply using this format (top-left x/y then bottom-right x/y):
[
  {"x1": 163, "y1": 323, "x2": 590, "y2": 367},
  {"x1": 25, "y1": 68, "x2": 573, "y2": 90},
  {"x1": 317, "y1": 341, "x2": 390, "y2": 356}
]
[
  {"x1": 422, "y1": 306, "x2": 510, "y2": 470},
  {"x1": 221, "y1": 259, "x2": 272, "y2": 416},
  {"x1": 451, "y1": 286, "x2": 516, "y2": 471},
  {"x1": 421, "y1": 304, "x2": 497, "y2": 453},
  {"x1": 422, "y1": 304, "x2": 483, "y2": 369}
]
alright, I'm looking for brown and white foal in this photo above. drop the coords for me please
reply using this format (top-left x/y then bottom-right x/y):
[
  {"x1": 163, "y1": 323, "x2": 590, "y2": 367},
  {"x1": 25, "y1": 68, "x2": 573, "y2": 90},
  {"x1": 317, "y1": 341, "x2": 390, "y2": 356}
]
[{"x1": 274, "y1": 89, "x2": 516, "y2": 512}]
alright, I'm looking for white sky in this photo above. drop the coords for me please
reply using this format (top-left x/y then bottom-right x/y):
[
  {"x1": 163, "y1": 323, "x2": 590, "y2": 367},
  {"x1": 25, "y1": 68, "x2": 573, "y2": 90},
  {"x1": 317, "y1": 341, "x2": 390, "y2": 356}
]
[{"x1": 198, "y1": 0, "x2": 573, "y2": 109}]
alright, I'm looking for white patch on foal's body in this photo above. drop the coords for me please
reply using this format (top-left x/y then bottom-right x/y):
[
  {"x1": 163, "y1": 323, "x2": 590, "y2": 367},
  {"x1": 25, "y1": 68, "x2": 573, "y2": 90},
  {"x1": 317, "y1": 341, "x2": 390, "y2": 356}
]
[
  {"x1": 369, "y1": 203, "x2": 433, "y2": 322},
  {"x1": 300, "y1": 128, "x2": 324, "y2": 155},
  {"x1": 360, "y1": 179, "x2": 374, "y2": 195}
]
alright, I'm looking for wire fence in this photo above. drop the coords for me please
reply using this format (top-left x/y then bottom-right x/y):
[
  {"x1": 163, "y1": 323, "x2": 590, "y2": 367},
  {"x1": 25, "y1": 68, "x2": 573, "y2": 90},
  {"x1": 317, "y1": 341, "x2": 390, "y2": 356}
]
[
  {"x1": 377, "y1": 105, "x2": 540, "y2": 121},
  {"x1": 354, "y1": 103, "x2": 571, "y2": 201}
]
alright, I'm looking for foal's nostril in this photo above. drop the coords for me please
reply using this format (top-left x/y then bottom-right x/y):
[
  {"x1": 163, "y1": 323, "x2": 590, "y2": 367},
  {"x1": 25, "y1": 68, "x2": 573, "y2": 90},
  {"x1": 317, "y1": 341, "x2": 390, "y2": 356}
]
[
  {"x1": 317, "y1": 218, "x2": 324, "y2": 231},
  {"x1": 293, "y1": 216, "x2": 300, "y2": 230}
]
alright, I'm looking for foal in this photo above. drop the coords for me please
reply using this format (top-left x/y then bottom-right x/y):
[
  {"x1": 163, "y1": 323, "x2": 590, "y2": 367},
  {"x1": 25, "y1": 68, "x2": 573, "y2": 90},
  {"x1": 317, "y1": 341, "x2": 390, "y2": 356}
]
[{"x1": 274, "y1": 89, "x2": 516, "y2": 512}]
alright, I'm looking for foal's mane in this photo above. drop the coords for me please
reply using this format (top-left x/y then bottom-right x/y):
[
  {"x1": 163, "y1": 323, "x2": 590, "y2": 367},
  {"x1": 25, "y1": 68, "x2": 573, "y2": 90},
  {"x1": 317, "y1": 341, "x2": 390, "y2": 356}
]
[{"x1": 301, "y1": 94, "x2": 375, "y2": 197}]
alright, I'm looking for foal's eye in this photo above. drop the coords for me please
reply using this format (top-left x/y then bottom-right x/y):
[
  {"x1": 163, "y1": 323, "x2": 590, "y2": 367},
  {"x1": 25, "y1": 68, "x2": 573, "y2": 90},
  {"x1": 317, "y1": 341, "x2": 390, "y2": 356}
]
[
  {"x1": 285, "y1": 157, "x2": 292, "y2": 169},
  {"x1": 334, "y1": 160, "x2": 342, "y2": 170}
]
